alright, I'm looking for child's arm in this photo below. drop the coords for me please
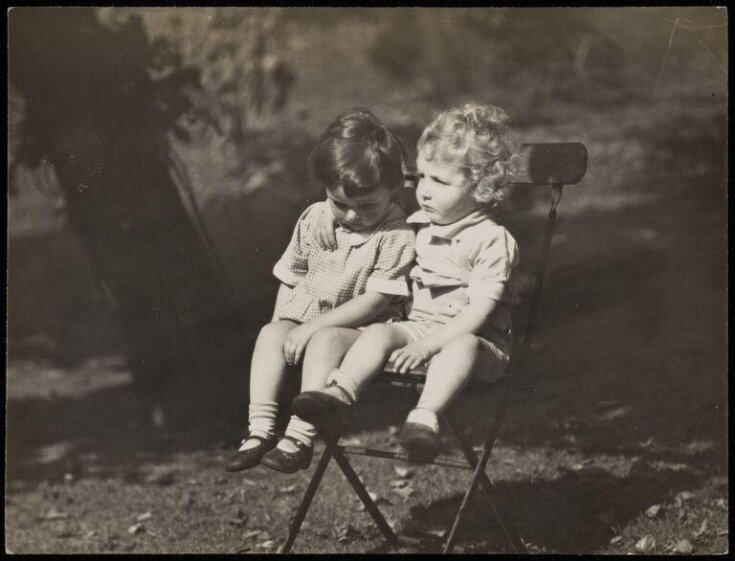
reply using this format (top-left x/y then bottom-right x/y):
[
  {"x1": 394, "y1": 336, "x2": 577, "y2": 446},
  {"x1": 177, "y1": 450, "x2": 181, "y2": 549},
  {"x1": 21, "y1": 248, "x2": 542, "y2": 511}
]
[
  {"x1": 389, "y1": 298, "x2": 498, "y2": 373},
  {"x1": 283, "y1": 291, "x2": 394, "y2": 365},
  {"x1": 271, "y1": 283, "x2": 294, "y2": 321}
]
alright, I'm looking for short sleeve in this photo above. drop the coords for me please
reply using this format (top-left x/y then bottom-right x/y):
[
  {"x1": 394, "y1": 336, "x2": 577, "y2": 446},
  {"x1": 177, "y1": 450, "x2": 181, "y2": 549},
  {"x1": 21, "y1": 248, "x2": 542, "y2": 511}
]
[
  {"x1": 365, "y1": 223, "x2": 416, "y2": 297},
  {"x1": 273, "y1": 203, "x2": 320, "y2": 286},
  {"x1": 467, "y1": 227, "x2": 519, "y2": 303}
]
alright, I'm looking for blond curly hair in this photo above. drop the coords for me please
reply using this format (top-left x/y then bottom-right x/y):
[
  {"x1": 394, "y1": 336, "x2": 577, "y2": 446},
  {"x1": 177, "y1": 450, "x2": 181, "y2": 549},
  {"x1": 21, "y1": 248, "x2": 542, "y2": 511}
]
[{"x1": 417, "y1": 103, "x2": 518, "y2": 208}]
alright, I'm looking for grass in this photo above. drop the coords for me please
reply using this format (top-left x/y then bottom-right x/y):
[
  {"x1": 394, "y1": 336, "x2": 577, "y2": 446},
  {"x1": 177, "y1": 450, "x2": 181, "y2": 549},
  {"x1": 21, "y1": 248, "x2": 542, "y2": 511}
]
[{"x1": 6, "y1": 8, "x2": 728, "y2": 554}]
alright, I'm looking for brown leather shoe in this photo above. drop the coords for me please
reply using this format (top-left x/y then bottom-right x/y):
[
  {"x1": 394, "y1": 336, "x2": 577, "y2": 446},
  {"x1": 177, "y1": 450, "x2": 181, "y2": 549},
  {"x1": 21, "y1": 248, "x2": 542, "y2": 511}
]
[
  {"x1": 292, "y1": 391, "x2": 354, "y2": 435},
  {"x1": 261, "y1": 436, "x2": 313, "y2": 474},
  {"x1": 225, "y1": 435, "x2": 277, "y2": 472},
  {"x1": 398, "y1": 422, "x2": 442, "y2": 460}
]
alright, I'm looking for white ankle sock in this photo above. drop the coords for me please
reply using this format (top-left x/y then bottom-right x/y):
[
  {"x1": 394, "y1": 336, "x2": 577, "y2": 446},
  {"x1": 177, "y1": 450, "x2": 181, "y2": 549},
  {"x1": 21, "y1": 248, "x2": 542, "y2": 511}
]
[
  {"x1": 325, "y1": 368, "x2": 358, "y2": 404},
  {"x1": 240, "y1": 401, "x2": 278, "y2": 451},
  {"x1": 406, "y1": 408, "x2": 439, "y2": 433},
  {"x1": 280, "y1": 415, "x2": 317, "y2": 451}
]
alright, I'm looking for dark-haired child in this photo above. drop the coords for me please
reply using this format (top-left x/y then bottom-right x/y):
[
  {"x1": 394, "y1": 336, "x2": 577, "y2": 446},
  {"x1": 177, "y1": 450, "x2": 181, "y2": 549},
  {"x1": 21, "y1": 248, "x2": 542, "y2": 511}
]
[{"x1": 226, "y1": 109, "x2": 415, "y2": 474}]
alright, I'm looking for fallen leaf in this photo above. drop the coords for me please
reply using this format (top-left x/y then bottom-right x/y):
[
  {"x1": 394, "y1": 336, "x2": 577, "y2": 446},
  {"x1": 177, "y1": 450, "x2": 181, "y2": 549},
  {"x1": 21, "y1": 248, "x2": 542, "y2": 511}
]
[
  {"x1": 389, "y1": 479, "x2": 409, "y2": 489},
  {"x1": 692, "y1": 518, "x2": 709, "y2": 538},
  {"x1": 127, "y1": 523, "x2": 145, "y2": 535},
  {"x1": 227, "y1": 517, "x2": 247, "y2": 527},
  {"x1": 136, "y1": 511, "x2": 152, "y2": 522},
  {"x1": 279, "y1": 484, "x2": 298, "y2": 494},
  {"x1": 676, "y1": 491, "x2": 695, "y2": 502},
  {"x1": 672, "y1": 539, "x2": 693, "y2": 554},
  {"x1": 336, "y1": 523, "x2": 361, "y2": 542},
  {"x1": 640, "y1": 437, "x2": 654, "y2": 448},
  {"x1": 427, "y1": 529, "x2": 445, "y2": 538},
  {"x1": 394, "y1": 485, "x2": 416, "y2": 500},
  {"x1": 571, "y1": 463, "x2": 585, "y2": 471},
  {"x1": 393, "y1": 465, "x2": 414, "y2": 479},
  {"x1": 258, "y1": 540, "x2": 276, "y2": 549},
  {"x1": 38, "y1": 507, "x2": 70, "y2": 521},
  {"x1": 242, "y1": 530, "x2": 262, "y2": 540},
  {"x1": 635, "y1": 535, "x2": 656, "y2": 553},
  {"x1": 609, "y1": 535, "x2": 622, "y2": 545},
  {"x1": 717, "y1": 529, "x2": 728, "y2": 536},
  {"x1": 145, "y1": 469, "x2": 175, "y2": 486},
  {"x1": 645, "y1": 504, "x2": 662, "y2": 518},
  {"x1": 240, "y1": 478, "x2": 258, "y2": 487},
  {"x1": 715, "y1": 498, "x2": 727, "y2": 510}
]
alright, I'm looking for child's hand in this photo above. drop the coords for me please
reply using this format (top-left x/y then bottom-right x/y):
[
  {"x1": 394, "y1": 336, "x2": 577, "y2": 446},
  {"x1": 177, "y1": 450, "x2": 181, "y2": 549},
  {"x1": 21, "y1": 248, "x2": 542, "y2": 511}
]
[
  {"x1": 283, "y1": 324, "x2": 317, "y2": 365},
  {"x1": 389, "y1": 343, "x2": 436, "y2": 374},
  {"x1": 314, "y1": 203, "x2": 338, "y2": 251}
]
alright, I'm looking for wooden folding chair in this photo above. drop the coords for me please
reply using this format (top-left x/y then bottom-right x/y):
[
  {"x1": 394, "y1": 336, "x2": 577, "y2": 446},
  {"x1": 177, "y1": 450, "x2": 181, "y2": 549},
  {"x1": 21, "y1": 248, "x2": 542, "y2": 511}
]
[{"x1": 276, "y1": 142, "x2": 588, "y2": 554}]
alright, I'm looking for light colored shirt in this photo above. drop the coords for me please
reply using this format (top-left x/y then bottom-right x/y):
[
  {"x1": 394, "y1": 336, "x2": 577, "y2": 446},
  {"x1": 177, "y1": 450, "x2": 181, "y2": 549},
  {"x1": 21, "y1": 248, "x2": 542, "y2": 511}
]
[
  {"x1": 274, "y1": 201, "x2": 416, "y2": 324},
  {"x1": 405, "y1": 208, "x2": 520, "y2": 352}
]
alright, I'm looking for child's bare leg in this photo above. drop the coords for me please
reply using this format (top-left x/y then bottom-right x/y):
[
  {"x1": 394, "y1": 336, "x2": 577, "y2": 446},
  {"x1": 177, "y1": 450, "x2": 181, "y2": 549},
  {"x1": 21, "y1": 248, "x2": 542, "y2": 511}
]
[
  {"x1": 325, "y1": 324, "x2": 412, "y2": 402},
  {"x1": 278, "y1": 327, "x2": 361, "y2": 453},
  {"x1": 408, "y1": 334, "x2": 495, "y2": 428},
  {"x1": 301, "y1": 327, "x2": 361, "y2": 391},
  {"x1": 397, "y1": 334, "x2": 498, "y2": 458},
  {"x1": 242, "y1": 320, "x2": 297, "y2": 449}
]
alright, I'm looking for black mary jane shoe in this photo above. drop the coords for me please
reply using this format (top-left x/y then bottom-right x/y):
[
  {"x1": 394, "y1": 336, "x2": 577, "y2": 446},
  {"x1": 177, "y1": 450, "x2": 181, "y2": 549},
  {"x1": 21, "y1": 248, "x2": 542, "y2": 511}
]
[
  {"x1": 225, "y1": 435, "x2": 277, "y2": 472},
  {"x1": 291, "y1": 388, "x2": 354, "y2": 435},
  {"x1": 398, "y1": 422, "x2": 442, "y2": 461},
  {"x1": 260, "y1": 436, "x2": 314, "y2": 474}
]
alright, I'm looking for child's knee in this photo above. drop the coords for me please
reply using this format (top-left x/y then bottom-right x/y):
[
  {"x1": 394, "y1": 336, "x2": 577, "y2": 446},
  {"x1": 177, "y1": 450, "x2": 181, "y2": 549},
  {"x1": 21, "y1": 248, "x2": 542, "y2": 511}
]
[
  {"x1": 308, "y1": 327, "x2": 344, "y2": 349},
  {"x1": 257, "y1": 320, "x2": 291, "y2": 345},
  {"x1": 442, "y1": 333, "x2": 482, "y2": 359},
  {"x1": 361, "y1": 323, "x2": 400, "y2": 350}
]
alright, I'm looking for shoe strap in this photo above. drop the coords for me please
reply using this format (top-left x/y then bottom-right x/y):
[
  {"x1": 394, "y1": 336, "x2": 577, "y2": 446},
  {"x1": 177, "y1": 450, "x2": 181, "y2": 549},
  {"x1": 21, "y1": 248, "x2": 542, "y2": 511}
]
[
  {"x1": 241, "y1": 433, "x2": 272, "y2": 446},
  {"x1": 281, "y1": 435, "x2": 311, "y2": 450}
]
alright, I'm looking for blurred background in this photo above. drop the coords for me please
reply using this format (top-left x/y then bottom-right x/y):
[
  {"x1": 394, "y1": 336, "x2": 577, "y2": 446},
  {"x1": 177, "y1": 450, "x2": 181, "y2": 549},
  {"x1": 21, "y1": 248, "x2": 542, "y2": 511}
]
[{"x1": 6, "y1": 7, "x2": 727, "y2": 553}]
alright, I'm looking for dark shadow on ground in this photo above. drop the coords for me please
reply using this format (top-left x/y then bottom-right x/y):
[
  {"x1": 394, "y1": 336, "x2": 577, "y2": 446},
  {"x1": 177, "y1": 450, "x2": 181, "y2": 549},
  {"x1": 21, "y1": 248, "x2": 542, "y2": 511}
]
[{"x1": 398, "y1": 467, "x2": 706, "y2": 553}]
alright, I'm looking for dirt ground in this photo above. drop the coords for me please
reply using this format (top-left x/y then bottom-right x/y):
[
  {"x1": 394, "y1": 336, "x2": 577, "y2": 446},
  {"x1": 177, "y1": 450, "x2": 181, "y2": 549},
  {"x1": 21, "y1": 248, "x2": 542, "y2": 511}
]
[{"x1": 6, "y1": 11, "x2": 728, "y2": 554}]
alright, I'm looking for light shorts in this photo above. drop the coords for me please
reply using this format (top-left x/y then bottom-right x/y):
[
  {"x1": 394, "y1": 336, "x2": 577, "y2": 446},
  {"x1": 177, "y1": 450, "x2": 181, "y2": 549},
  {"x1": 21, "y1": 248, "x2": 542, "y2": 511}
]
[{"x1": 392, "y1": 320, "x2": 510, "y2": 384}]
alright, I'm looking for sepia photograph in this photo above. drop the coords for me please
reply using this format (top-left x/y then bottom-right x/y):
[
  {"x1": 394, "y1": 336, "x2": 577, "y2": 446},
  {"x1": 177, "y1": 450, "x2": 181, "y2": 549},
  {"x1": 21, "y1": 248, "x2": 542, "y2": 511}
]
[{"x1": 6, "y1": 6, "x2": 727, "y2": 554}]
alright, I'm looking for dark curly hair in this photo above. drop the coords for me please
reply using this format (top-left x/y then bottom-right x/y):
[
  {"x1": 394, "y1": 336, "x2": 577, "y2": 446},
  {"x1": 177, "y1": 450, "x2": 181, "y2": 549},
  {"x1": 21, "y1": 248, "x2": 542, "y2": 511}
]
[{"x1": 308, "y1": 108, "x2": 405, "y2": 197}]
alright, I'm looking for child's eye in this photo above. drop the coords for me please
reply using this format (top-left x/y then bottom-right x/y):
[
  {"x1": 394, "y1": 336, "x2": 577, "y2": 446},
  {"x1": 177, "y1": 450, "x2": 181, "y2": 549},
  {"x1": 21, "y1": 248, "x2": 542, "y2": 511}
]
[{"x1": 430, "y1": 175, "x2": 449, "y2": 186}]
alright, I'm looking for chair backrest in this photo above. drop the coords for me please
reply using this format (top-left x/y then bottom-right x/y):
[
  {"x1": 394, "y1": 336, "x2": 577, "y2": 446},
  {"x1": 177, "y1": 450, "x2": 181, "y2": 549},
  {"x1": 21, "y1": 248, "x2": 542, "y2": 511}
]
[
  {"x1": 403, "y1": 142, "x2": 588, "y2": 188},
  {"x1": 512, "y1": 142, "x2": 587, "y2": 186}
]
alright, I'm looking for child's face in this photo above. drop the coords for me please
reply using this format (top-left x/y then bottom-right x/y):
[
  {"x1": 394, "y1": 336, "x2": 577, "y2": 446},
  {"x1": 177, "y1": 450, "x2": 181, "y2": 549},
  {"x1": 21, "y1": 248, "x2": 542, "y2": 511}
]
[
  {"x1": 326, "y1": 184, "x2": 394, "y2": 233},
  {"x1": 415, "y1": 153, "x2": 480, "y2": 225}
]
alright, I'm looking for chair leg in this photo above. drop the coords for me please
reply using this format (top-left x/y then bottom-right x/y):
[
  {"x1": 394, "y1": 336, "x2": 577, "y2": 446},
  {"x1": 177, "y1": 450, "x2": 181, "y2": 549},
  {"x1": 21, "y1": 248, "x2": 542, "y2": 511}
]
[
  {"x1": 325, "y1": 435, "x2": 400, "y2": 547},
  {"x1": 279, "y1": 446, "x2": 333, "y2": 554},
  {"x1": 442, "y1": 414, "x2": 527, "y2": 554}
]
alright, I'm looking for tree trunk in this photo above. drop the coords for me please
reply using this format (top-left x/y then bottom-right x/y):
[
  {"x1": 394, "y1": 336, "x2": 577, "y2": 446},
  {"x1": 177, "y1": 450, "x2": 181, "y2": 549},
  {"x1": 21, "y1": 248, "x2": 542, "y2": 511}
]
[{"x1": 9, "y1": 8, "x2": 249, "y2": 428}]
